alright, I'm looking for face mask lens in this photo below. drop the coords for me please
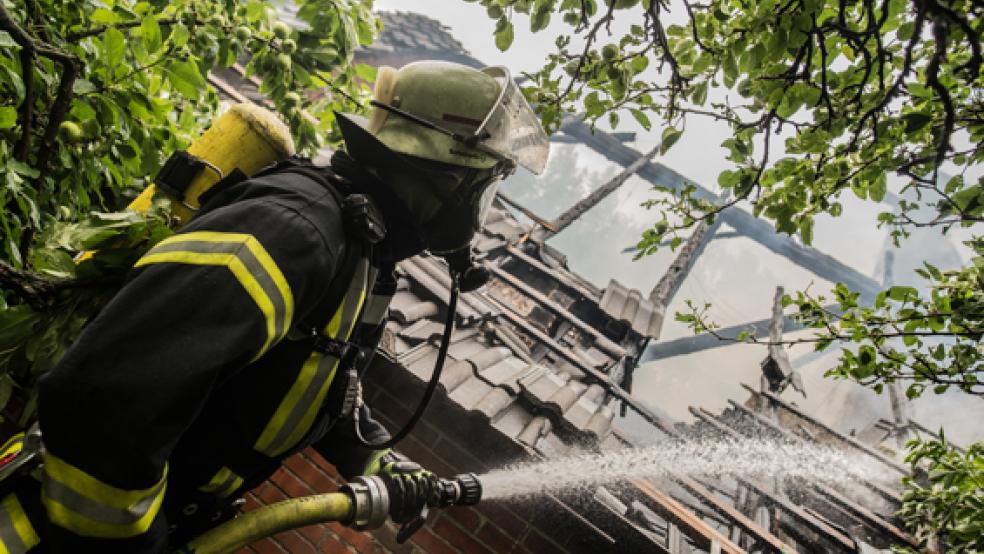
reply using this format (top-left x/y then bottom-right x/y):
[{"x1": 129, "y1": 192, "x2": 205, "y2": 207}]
[{"x1": 473, "y1": 180, "x2": 499, "y2": 228}]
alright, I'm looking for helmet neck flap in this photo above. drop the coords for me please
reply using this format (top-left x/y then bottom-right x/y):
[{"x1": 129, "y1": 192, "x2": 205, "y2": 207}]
[{"x1": 336, "y1": 112, "x2": 499, "y2": 256}]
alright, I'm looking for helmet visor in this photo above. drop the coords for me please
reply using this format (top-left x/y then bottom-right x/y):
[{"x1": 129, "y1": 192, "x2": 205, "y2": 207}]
[
  {"x1": 473, "y1": 178, "x2": 500, "y2": 228},
  {"x1": 476, "y1": 67, "x2": 550, "y2": 175}
]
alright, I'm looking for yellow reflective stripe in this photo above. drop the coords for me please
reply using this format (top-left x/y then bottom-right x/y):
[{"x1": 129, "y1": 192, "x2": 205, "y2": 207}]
[
  {"x1": 0, "y1": 494, "x2": 39, "y2": 554},
  {"x1": 254, "y1": 258, "x2": 369, "y2": 457},
  {"x1": 42, "y1": 452, "x2": 166, "y2": 539},
  {"x1": 153, "y1": 231, "x2": 294, "y2": 330},
  {"x1": 198, "y1": 467, "x2": 244, "y2": 498},
  {"x1": 273, "y1": 355, "x2": 341, "y2": 455},
  {"x1": 325, "y1": 297, "x2": 346, "y2": 337},
  {"x1": 136, "y1": 251, "x2": 279, "y2": 358},
  {"x1": 0, "y1": 434, "x2": 24, "y2": 460}
]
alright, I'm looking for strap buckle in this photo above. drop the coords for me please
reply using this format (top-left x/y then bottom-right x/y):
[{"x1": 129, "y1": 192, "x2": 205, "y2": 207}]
[
  {"x1": 155, "y1": 151, "x2": 224, "y2": 207},
  {"x1": 310, "y1": 331, "x2": 362, "y2": 367}
]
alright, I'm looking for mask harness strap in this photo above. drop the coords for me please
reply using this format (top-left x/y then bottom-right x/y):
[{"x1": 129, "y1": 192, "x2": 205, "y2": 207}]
[{"x1": 352, "y1": 271, "x2": 460, "y2": 450}]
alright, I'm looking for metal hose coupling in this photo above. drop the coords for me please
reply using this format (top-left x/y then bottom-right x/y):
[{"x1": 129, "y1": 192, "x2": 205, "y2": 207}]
[{"x1": 340, "y1": 476, "x2": 389, "y2": 530}]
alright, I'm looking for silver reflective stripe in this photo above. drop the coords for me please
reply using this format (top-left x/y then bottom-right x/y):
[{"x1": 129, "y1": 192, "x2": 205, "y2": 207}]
[
  {"x1": 261, "y1": 353, "x2": 340, "y2": 456},
  {"x1": 0, "y1": 496, "x2": 33, "y2": 554},
  {"x1": 147, "y1": 240, "x2": 289, "y2": 340},
  {"x1": 254, "y1": 257, "x2": 371, "y2": 457},
  {"x1": 361, "y1": 292, "x2": 393, "y2": 328},
  {"x1": 198, "y1": 467, "x2": 243, "y2": 498},
  {"x1": 44, "y1": 477, "x2": 165, "y2": 527}
]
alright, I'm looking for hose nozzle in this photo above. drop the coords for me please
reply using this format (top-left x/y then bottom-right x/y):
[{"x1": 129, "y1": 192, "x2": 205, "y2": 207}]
[{"x1": 437, "y1": 473, "x2": 482, "y2": 507}]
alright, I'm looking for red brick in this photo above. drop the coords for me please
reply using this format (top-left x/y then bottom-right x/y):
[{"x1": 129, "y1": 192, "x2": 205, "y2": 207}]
[
  {"x1": 285, "y1": 453, "x2": 341, "y2": 493},
  {"x1": 298, "y1": 523, "x2": 331, "y2": 546},
  {"x1": 475, "y1": 503, "x2": 528, "y2": 538},
  {"x1": 271, "y1": 466, "x2": 318, "y2": 498},
  {"x1": 446, "y1": 506, "x2": 482, "y2": 532},
  {"x1": 255, "y1": 480, "x2": 290, "y2": 505},
  {"x1": 393, "y1": 437, "x2": 455, "y2": 478},
  {"x1": 477, "y1": 521, "x2": 518, "y2": 552},
  {"x1": 304, "y1": 448, "x2": 344, "y2": 479},
  {"x1": 331, "y1": 522, "x2": 379, "y2": 553},
  {"x1": 250, "y1": 537, "x2": 287, "y2": 554},
  {"x1": 409, "y1": 526, "x2": 458, "y2": 554},
  {"x1": 272, "y1": 530, "x2": 320, "y2": 553},
  {"x1": 432, "y1": 514, "x2": 492, "y2": 554},
  {"x1": 320, "y1": 535, "x2": 355, "y2": 554},
  {"x1": 368, "y1": 521, "x2": 417, "y2": 554},
  {"x1": 522, "y1": 529, "x2": 567, "y2": 554},
  {"x1": 432, "y1": 438, "x2": 487, "y2": 473},
  {"x1": 242, "y1": 492, "x2": 264, "y2": 512}
]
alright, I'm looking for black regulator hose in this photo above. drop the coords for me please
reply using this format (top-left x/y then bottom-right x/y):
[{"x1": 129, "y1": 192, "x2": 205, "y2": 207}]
[{"x1": 352, "y1": 272, "x2": 460, "y2": 450}]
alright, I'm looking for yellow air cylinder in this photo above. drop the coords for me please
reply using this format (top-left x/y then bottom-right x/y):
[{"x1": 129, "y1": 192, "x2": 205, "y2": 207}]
[{"x1": 128, "y1": 103, "x2": 296, "y2": 225}]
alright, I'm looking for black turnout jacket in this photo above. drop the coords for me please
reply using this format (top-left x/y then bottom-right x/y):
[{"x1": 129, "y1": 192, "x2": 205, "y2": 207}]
[{"x1": 2, "y1": 165, "x2": 399, "y2": 553}]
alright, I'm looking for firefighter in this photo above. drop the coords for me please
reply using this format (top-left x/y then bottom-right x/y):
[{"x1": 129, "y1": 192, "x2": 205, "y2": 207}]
[{"x1": 0, "y1": 60, "x2": 548, "y2": 553}]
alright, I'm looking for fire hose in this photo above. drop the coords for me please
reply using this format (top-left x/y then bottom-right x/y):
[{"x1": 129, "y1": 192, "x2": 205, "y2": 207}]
[{"x1": 176, "y1": 473, "x2": 483, "y2": 554}]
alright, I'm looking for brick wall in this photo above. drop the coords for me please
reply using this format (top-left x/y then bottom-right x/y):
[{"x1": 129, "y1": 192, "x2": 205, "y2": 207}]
[
  {"x1": 235, "y1": 447, "x2": 568, "y2": 554},
  {"x1": 233, "y1": 357, "x2": 580, "y2": 554}
]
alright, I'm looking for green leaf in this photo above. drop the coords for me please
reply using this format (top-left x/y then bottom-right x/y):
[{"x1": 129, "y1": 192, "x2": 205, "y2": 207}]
[
  {"x1": 660, "y1": 127, "x2": 682, "y2": 154},
  {"x1": 0, "y1": 31, "x2": 17, "y2": 48},
  {"x1": 7, "y1": 159, "x2": 39, "y2": 178},
  {"x1": 170, "y1": 23, "x2": 190, "y2": 49},
  {"x1": 692, "y1": 81, "x2": 708, "y2": 106},
  {"x1": 104, "y1": 27, "x2": 126, "y2": 68},
  {"x1": 0, "y1": 106, "x2": 17, "y2": 129},
  {"x1": 0, "y1": 65, "x2": 25, "y2": 103},
  {"x1": 630, "y1": 109, "x2": 651, "y2": 131},
  {"x1": 141, "y1": 16, "x2": 162, "y2": 53},
  {"x1": 869, "y1": 174, "x2": 887, "y2": 202},
  {"x1": 722, "y1": 51, "x2": 738, "y2": 87},
  {"x1": 531, "y1": 9, "x2": 551, "y2": 32},
  {"x1": 495, "y1": 20, "x2": 514, "y2": 51},
  {"x1": 799, "y1": 218, "x2": 814, "y2": 245},
  {"x1": 167, "y1": 60, "x2": 206, "y2": 97},
  {"x1": 903, "y1": 112, "x2": 933, "y2": 134},
  {"x1": 90, "y1": 8, "x2": 121, "y2": 25}
]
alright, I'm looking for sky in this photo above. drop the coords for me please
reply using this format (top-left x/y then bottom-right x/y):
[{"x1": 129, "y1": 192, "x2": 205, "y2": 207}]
[{"x1": 373, "y1": 1, "x2": 982, "y2": 446}]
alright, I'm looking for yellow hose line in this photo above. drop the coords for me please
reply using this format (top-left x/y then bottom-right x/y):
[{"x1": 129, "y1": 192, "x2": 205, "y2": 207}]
[{"x1": 183, "y1": 493, "x2": 354, "y2": 554}]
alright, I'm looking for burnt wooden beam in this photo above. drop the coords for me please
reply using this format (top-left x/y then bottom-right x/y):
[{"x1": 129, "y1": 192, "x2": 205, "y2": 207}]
[
  {"x1": 484, "y1": 262, "x2": 626, "y2": 358},
  {"x1": 649, "y1": 219, "x2": 717, "y2": 322},
  {"x1": 551, "y1": 131, "x2": 636, "y2": 143},
  {"x1": 532, "y1": 143, "x2": 660, "y2": 242},
  {"x1": 491, "y1": 305, "x2": 680, "y2": 437},
  {"x1": 632, "y1": 479, "x2": 745, "y2": 554},
  {"x1": 674, "y1": 476, "x2": 792, "y2": 553},
  {"x1": 724, "y1": 399, "x2": 903, "y2": 506},
  {"x1": 559, "y1": 116, "x2": 882, "y2": 301},
  {"x1": 495, "y1": 192, "x2": 557, "y2": 232},
  {"x1": 688, "y1": 408, "x2": 858, "y2": 552},
  {"x1": 744, "y1": 385, "x2": 910, "y2": 476},
  {"x1": 640, "y1": 311, "x2": 807, "y2": 361}
]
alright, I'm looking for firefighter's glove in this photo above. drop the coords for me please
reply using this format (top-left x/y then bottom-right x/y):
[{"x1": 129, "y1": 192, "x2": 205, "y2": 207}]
[
  {"x1": 364, "y1": 449, "x2": 433, "y2": 481},
  {"x1": 382, "y1": 470, "x2": 438, "y2": 543}
]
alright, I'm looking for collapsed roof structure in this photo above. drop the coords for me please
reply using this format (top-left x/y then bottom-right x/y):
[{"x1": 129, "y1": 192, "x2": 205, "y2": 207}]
[{"x1": 209, "y1": 10, "x2": 935, "y2": 554}]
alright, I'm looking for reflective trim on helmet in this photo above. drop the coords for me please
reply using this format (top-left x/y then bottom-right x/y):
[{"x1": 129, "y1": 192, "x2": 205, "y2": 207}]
[
  {"x1": 0, "y1": 494, "x2": 40, "y2": 554},
  {"x1": 135, "y1": 231, "x2": 294, "y2": 359},
  {"x1": 41, "y1": 452, "x2": 167, "y2": 539},
  {"x1": 253, "y1": 258, "x2": 370, "y2": 458}
]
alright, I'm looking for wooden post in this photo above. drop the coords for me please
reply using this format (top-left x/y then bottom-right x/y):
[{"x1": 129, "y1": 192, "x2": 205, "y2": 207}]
[{"x1": 881, "y1": 249, "x2": 911, "y2": 450}]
